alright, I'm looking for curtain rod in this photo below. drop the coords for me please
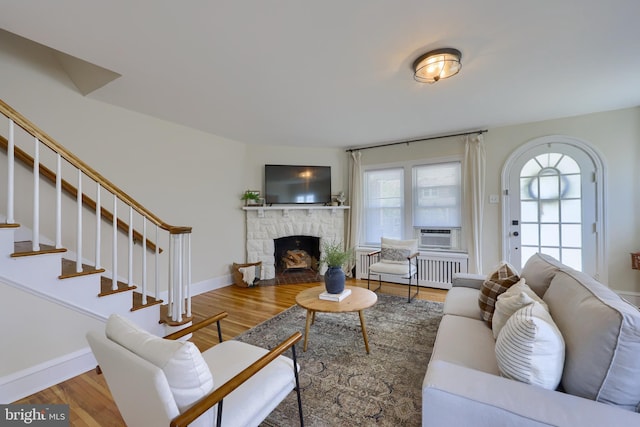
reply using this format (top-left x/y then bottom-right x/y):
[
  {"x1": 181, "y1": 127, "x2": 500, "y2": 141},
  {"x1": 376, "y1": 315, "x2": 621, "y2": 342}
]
[{"x1": 345, "y1": 129, "x2": 488, "y2": 153}]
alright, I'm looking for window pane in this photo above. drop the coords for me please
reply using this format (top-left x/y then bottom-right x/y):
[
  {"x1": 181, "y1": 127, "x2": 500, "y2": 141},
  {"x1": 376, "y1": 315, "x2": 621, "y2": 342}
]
[
  {"x1": 521, "y1": 224, "x2": 539, "y2": 246},
  {"x1": 562, "y1": 248, "x2": 582, "y2": 270},
  {"x1": 540, "y1": 224, "x2": 559, "y2": 246},
  {"x1": 521, "y1": 159, "x2": 541, "y2": 177},
  {"x1": 561, "y1": 224, "x2": 581, "y2": 247},
  {"x1": 564, "y1": 174, "x2": 581, "y2": 198},
  {"x1": 412, "y1": 162, "x2": 461, "y2": 227},
  {"x1": 540, "y1": 201, "x2": 559, "y2": 223},
  {"x1": 363, "y1": 168, "x2": 403, "y2": 244},
  {"x1": 521, "y1": 201, "x2": 538, "y2": 222},
  {"x1": 557, "y1": 156, "x2": 580, "y2": 174},
  {"x1": 520, "y1": 246, "x2": 538, "y2": 267},
  {"x1": 561, "y1": 199, "x2": 581, "y2": 222}
]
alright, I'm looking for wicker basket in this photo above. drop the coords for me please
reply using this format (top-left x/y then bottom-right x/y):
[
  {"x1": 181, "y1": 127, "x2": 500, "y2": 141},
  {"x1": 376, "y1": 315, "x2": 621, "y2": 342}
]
[{"x1": 232, "y1": 261, "x2": 262, "y2": 287}]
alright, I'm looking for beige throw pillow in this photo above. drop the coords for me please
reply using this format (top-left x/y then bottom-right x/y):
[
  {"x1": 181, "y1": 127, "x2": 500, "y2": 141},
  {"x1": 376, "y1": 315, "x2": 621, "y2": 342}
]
[
  {"x1": 492, "y1": 279, "x2": 549, "y2": 339},
  {"x1": 478, "y1": 262, "x2": 520, "y2": 327}
]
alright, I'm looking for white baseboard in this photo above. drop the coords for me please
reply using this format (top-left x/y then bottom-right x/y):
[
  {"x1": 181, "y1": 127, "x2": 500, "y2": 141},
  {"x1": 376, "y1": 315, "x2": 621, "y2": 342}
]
[
  {"x1": 159, "y1": 273, "x2": 232, "y2": 301},
  {"x1": 615, "y1": 290, "x2": 640, "y2": 307},
  {"x1": 0, "y1": 347, "x2": 97, "y2": 403}
]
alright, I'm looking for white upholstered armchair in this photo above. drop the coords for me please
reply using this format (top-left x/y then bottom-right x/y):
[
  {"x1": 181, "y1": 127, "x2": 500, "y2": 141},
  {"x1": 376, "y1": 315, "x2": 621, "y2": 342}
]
[
  {"x1": 86, "y1": 312, "x2": 303, "y2": 427},
  {"x1": 367, "y1": 237, "x2": 420, "y2": 302}
]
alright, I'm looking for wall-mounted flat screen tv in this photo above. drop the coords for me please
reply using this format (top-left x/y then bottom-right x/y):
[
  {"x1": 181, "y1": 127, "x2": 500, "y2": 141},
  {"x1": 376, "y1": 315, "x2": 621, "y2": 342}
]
[{"x1": 265, "y1": 165, "x2": 332, "y2": 205}]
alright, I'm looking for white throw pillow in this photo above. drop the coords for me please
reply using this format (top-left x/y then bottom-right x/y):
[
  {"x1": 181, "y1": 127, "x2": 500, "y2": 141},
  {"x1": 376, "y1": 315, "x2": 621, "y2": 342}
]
[
  {"x1": 495, "y1": 302, "x2": 565, "y2": 390},
  {"x1": 106, "y1": 314, "x2": 214, "y2": 413},
  {"x1": 380, "y1": 237, "x2": 417, "y2": 264},
  {"x1": 492, "y1": 279, "x2": 549, "y2": 339}
]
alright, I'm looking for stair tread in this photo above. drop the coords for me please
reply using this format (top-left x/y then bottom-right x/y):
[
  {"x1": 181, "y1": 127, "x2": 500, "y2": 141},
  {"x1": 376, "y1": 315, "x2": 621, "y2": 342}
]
[
  {"x1": 12, "y1": 241, "x2": 67, "y2": 257},
  {"x1": 159, "y1": 303, "x2": 193, "y2": 326},
  {"x1": 98, "y1": 276, "x2": 136, "y2": 297},
  {"x1": 0, "y1": 223, "x2": 20, "y2": 228},
  {"x1": 132, "y1": 292, "x2": 163, "y2": 311},
  {"x1": 59, "y1": 258, "x2": 105, "y2": 279}
]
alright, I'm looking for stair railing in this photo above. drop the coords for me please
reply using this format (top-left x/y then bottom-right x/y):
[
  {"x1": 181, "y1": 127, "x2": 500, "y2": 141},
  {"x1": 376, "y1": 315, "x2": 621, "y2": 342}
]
[{"x1": 0, "y1": 99, "x2": 191, "y2": 323}]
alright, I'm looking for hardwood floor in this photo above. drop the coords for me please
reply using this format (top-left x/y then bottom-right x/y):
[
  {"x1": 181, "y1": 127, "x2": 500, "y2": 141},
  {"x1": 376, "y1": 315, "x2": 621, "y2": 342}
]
[{"x1": 14, "y1": 279, "x2": 447, "y2": 426}]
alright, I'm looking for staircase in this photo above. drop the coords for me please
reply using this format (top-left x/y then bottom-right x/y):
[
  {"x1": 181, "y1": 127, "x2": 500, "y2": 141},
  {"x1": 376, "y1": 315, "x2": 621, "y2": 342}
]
[{"x1": 0, "y1": 99, "x2": 196, "y2": 400}]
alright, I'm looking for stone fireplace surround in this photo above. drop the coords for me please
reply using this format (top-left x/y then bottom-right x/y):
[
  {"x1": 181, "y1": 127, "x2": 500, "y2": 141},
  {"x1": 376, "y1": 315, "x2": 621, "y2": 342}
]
[{"x1": 244, "y1": 206, "x2": 348, "y2": 280}]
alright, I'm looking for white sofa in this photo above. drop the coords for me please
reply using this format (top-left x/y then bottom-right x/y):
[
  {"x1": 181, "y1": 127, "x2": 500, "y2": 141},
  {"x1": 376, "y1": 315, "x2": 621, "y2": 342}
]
[{"x1": 422, "y1": 253, "x2": 640, "y2": 427}]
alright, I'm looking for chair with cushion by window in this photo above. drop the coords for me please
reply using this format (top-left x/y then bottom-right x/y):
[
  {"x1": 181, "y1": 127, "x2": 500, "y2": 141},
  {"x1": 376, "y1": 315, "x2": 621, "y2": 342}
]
[
  {"x1": 367, "y1": 237, "x2": 420, "y2": 302},
  {"x1": 86, "y1": 312, "x2": 303, "y2": 427}
]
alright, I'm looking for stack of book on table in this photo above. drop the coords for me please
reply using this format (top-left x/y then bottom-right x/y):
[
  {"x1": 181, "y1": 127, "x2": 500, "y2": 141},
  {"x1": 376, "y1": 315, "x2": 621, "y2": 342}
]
[{"x1": 319, "y1": 288, "x2": 352, "y2": 302}]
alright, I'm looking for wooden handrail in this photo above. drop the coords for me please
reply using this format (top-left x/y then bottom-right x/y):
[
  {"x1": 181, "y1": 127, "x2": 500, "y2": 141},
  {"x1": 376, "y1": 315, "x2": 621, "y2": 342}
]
[
  {"x1": 170, "y1": 332, "x2": 303, "y2": 427},
  {"x1": 0, "y1": 98, "x2": 191, "y2": 235},
  {"x1": 0, "y1": 135, "x2": 162, "y2": 253}
]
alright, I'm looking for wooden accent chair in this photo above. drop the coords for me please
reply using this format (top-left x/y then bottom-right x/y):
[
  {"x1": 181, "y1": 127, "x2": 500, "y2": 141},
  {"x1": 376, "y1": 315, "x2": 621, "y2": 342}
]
[
  {"x1": 86, "y1": 313, "x2": 303, "y2": 427},
  {"x1": 367, "y1": 237, "x2": 420, "y2": 302}
]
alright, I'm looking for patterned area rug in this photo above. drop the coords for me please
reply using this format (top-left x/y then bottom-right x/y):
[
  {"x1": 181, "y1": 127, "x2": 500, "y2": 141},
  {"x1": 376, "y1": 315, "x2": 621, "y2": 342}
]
[{"x1": 235, "y1": 293, "x2": 444, "y2": 426}]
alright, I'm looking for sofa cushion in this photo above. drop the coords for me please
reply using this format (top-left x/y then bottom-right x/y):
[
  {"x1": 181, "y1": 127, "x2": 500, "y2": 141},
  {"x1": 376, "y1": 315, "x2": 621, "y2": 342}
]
[
  {"x1": 492, "y1": 279, "x2": 548, "y2": 339},
  {"x1": 106, "y1": 314, "x2": 214, "y2": 414},
  {"x1": 495, "y1": 301, "x2": 565, "y2": 390},
  {"x1": 430, "y1": 314, "x2": 500, "y2": 375},
  {"x1": 520, "y1": 252, "x2": 563, "y2": 297},
  {"x1": 543, "y1": 270, "x2": 640, "y2": 411},
  {"x1": 478, "y1": 262, "x2": 520, "y2": 327},
  {"x1": 443, "y1": 286, "x2": 482, "y2": 320}
]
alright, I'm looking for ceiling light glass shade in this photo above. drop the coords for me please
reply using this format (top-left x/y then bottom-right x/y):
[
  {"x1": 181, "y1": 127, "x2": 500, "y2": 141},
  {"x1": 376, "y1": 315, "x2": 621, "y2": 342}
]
[{"x1": 413, "y1": 48, "x2": 462, "y2": 84}]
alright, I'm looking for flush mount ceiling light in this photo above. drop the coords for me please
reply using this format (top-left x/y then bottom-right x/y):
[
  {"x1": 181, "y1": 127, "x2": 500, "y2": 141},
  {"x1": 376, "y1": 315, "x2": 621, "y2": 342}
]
[{"x1": 413, "y1": 48, "x2": 462, "y2": 84}]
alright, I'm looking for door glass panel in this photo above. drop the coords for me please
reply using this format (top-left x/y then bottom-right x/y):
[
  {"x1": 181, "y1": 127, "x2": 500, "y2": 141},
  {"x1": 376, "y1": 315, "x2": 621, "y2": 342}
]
[
  {"x1": 519, "y1": 152, "x2": 582, "y2": 268},
  {"x1": 561, "y1": 200, "x2": 581, "y2": 222},
  {"x1": 540, "y1": 201, "x2": 559, "y2": 223},
  {"x1": 540, "y1": 224, "x2": 559, "y2": 246},
  {"x1": 520, "y1": 224, "x2": 539, "y2": 245},
  {"x1": 562, "y1": 248, "x2": 582, "y2": 270},
  {"x1": 521, "y1": 201, "x2": 538, "y2": 222},
  {"x1": 561, "y1": 224, "x2": 582, "y2": 247}
]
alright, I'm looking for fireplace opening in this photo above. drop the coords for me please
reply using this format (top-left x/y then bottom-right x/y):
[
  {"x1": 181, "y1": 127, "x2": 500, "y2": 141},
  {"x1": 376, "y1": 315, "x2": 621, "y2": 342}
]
[{"x1": 274, "y1": 235, "x2": 320, "y2": 274}]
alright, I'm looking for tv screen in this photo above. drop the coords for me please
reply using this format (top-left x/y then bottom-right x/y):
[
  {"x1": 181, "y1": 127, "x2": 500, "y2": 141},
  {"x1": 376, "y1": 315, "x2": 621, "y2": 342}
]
[{"x1": 265, "y1": 165, "x2": 332, "y2": 205}]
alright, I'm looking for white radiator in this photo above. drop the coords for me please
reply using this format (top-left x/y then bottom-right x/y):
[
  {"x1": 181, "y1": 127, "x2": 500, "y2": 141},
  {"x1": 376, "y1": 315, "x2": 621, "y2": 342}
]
[{"x1": 355, "y1": 248, "x2": 468, "y2": 290}]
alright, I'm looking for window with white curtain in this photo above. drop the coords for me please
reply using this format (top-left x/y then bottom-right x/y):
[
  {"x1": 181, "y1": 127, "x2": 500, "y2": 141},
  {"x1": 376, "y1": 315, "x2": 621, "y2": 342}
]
[
  {"x1": 413, "y1": 162, "x2": 461, "y2": 227},
  {"x1": 362, "y1": 160, "x2": 462, "y2": 246},
  {"x1": 363, "y1": 168, "x2": 403, "y2": 244}
]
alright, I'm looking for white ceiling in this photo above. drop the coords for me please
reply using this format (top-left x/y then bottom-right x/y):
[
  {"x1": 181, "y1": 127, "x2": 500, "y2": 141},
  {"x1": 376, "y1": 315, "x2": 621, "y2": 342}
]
[{"x1": 2, "y1": 1, "x2": 640, "y2": 149}]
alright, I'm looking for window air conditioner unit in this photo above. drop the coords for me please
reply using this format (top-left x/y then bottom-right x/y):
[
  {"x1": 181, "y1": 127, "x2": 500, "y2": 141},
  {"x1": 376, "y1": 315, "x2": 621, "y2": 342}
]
[{"x1": 419, "y1": 229, "x2": 453, "y2": 249}]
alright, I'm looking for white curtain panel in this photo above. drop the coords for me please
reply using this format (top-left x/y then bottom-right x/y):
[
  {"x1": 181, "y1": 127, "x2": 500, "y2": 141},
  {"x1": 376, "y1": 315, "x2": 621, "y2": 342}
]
[
  {"x1": 346, "y1": 150, "x2": 362, "y2": 276},
  {"x1": 464, "y1": 134, "x2": 486, "y2": 274}
]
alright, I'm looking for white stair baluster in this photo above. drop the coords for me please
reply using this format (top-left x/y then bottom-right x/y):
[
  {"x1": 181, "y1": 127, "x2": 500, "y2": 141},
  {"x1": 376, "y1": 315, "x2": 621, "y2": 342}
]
[
  {"x1": 186, "y1": 233, "x2": 191, "y2": 318},
  {"x1": 142, "y1": 218, "x2": 147, "y2": 305},
  {"x1": 76, "y1": 169, "x2": 83, "y2": 273},
  {"x1": 154, "y1": 224, "x2": 159, "y2": 300},
  {"x1": 95, "y1": 183, "x2": 101, "y2": 269},
  {"x1": 168, "y1": 234, "x2": 173, "y2": 316},
  {"x1": 175, "y1": 234, "x2": 183, "y2": 322},
  {"x1": 128, "y1": 206, "x2": 133, "y2": 286},
  {"x1": 7, "y1": 119, "x2": 14, "y2": 224},
  {"x1": 112, "y1": 194, "x2": 118, "y2": 291},
  {"x1": 55, "y1": 154, "x2": 62, "y2": 249},
  {"x1": 32, "y1": 137, "x2": 40, "y2": 251}
]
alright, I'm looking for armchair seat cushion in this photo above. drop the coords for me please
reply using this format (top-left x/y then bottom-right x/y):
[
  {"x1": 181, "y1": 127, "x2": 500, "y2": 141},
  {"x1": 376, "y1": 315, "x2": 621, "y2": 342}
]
[
  {"x1": 369, "y1": 261, "x2": 417, "y2": 276},
  {"x1": 202, "y1": 340, "x2": 297, "y2": 426}
]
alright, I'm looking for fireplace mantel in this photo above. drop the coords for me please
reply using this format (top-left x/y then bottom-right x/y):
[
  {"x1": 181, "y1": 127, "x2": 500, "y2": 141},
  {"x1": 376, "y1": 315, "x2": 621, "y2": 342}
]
[{"x1": 243, "y1": 205, "x2": 349, "y2": 218}]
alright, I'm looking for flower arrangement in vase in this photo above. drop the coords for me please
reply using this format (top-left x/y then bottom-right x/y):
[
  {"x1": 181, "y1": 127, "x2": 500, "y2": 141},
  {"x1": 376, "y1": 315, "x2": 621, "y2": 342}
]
[{"x1": 320, "y1": 241, "x2": 354, "y2": 294}]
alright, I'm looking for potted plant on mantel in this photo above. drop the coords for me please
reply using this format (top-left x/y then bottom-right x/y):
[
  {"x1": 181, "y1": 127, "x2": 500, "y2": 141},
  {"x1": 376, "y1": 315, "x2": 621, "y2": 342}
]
[
  {"x1": 320, "y1": 241, "x2": 354, "y2": 294},
  {"x1": 241, "y1": 190, "x2": 261, "y2": 206}
]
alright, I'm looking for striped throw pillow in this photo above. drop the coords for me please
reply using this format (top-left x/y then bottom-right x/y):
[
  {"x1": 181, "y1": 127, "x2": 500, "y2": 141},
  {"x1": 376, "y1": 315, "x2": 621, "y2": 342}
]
[
  {"x1": 495, "y1": 302, "x2": 565, "y2": 390},
  {"x1": 478, "y1": 262, "x2": 520, "y2": 327}
]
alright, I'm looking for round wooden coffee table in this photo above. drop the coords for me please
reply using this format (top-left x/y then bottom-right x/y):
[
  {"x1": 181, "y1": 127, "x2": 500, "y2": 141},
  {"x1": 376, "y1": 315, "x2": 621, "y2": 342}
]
[{"x1": 295, "y1": 285, "x2": 378, "y2": 353}]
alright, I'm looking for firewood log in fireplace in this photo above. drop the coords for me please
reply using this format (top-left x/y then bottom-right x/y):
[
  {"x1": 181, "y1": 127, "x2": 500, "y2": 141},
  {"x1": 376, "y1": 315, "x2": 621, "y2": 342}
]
[{"x1": 283, "y1": 249, "x2": 311, "y2": 270}]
